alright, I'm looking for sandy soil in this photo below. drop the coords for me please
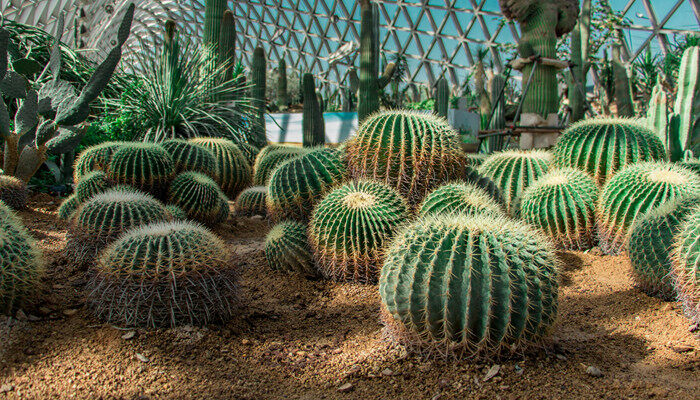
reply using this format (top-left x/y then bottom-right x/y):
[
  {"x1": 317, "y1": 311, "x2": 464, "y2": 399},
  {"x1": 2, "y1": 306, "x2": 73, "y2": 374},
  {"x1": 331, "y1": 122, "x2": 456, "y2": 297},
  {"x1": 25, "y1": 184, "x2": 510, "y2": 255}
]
[{"x1": 0, "y1": 194, "x2": 698, "y2": 399}]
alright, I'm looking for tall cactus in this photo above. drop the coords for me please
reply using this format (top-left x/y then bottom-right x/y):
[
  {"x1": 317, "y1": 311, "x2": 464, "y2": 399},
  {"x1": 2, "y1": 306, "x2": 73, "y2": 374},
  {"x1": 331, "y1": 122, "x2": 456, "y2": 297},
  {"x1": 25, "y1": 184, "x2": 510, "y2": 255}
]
[
  {"x1": 673, "y1": 46, "x2": 700, "y2": 155},
  {"x1": 250, "y1": 47, "x2": 267, "y2": 148},
  {"x1": 218, "y1": 9, "x2": 236, "y2": 82},
  {"x1": 568, "y1": 0, "x2": 591, "y2": 122},
  {"x1": 646, "y1": 78, "x2": 668, "y2": 149},
  {"x1": 487, "y1": 74, "x2": 506, "y2": 152},
  {"x1": 302, "y1": 74, "x2": 325, "y2": 147},
  {"x1": 612, "y1": 40, "x2": 635, "y2": 117},
  {"x1": 433, "y1": 76, "x2": 449, "y2": 119},
  {"x1": 277, "y1": 58, "x2": 289, "y2": 111},
  {"x1": 203, "y1": 0, "x2": 227, "y2": 51}
]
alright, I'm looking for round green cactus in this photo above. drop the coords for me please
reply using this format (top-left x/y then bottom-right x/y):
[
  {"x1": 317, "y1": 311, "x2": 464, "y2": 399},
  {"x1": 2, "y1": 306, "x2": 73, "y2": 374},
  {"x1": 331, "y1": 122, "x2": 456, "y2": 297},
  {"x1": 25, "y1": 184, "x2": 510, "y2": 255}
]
[
  {"x1": 597, "y1": 162, "x2": 700, "y2": 255},
  {"x1": 253, "y1": 146, "x2": 308, "y2": 185},
  {"x1": 346, "y1": 110, "x2": 467, "y2": 205},
  {"x1": 167, "y1": 172, "x2": 230, "y2": 225},
  {"x1": 264, "y1": 220, "x2": 316, "y2": 277},
  {"x1": 87, "y1": 221, "x2": 238, "y2": 328},
  {"x1": 237, "y1": 142, "x2": 260, "y2": 167},
  {"x1": 189, "y1": 138, "x2": 252, "y2": 199},
  {"x1": 520, "y1": 168, "x2": 599, "y2": 250},
  {"x1": 478, "y1": 150, "x2": 551, "y2": 216},
  {"x1": 671, "y1": 206, "x2": 700, "y2": 324},
  {"x1": 57, "y1": 194, "x2": 81, "y2": 221},
  {"x1": 0, "y1": 202, "x2": 44, "y2": 313},
  {"x1": 379, "y1": 213, "x2": 559, "y2": 358},
  {"x1": 73, "y1": 142, "x2": 124, "y2": 181},
  {"x1": 165, "y1": 204, "x2": 187, "y2": 221},
  {"x1": 267, "y1": 147, "x2": 347, "y2": 222},
  {"x1": 75, "y1": 170, "x2": 112, "y2": 202},
  {"x1": 629, "y1": 196, "x2": 700, "y2": 300},
  {"x1": 107, "y1": 143, "x2": 175, "y2": 196},
  {"x1": 233, "y1": 186, "x2": 268, "y2": 217},
  {"x1": 553, "y1": 118, "x2": 666, "y2": 185},
  {"x1": 464, "y1": 165, "x2": 505, "y2": 206},
  {"x1": 0, "y1": 175, "x2": 28, "y2": 209},
  {"x1": 161, "y1": 139, "x2": 219, "y2": 179},
  {"x1": 418, "y1": 182, "x2": 504, "y2": 218},
  {"x1": 309, "y1": 180, "x2": 409, "y2": 283}
]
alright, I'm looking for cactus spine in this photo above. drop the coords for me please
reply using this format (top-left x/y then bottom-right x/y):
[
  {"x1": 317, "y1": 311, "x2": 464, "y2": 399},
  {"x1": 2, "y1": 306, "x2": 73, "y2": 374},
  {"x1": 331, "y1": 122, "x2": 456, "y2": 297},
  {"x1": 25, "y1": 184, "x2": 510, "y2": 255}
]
[
  {"x1": 73, "y1": 142, "x2": 124, "y2": 181},
  {"x1": 264, "y1": 220, "x2": 316, "y2": 277},
  {"x1": 161, "y1": 139, "x2": 219, "y2": 179},
  {"x1": 252, "y1": 146, "x2": 308, "y2": 185},
  {"x1": 434, "y1": 76, "x2": 449, "y2": 119},
  {"x1": 189, "y1": 138, "x2": 252, "y2": 199},
  {"x1": 57, "y1": 194, "x2": 81, "y2": 221},
  {"x1": 167, "y1": 172, "x2": 230, "y2": 225},
  {"x1": 671, "y1": 206, "x2": 700, "y2": 324},
  {"x1": 250, "y1": 47, "x2": 267, "y2": 148},
  {"x1": 277, "y1": 58, "x2": 289, "y2": 111},
  {"x1": 106, "y1": 143, "x2": 175, "y2": 197},
  {"x1": 75, "y1": 170, "x2": 112, "y2": 202},
  {"x1": 302, "y1": 73, "x2": 325, "y2": 147},
  {"x1": 646, "y1": 78, "x2": 669, "y2": 150}
]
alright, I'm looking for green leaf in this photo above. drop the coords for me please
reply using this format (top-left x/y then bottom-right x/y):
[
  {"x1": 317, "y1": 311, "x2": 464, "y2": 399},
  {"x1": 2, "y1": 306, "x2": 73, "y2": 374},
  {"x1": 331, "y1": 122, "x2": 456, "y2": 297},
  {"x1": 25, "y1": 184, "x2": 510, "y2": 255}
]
[{"x1": 12, "y1": 58, "x2": 42, "y2": 77}]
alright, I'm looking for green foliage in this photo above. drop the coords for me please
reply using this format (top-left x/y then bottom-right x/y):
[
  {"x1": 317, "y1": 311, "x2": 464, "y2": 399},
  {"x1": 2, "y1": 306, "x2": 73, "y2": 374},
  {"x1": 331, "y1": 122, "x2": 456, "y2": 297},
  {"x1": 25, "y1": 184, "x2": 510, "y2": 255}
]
[
  {"x1": 167, "y1": 172, "x2": 229, "y2": 225},
  {"x1": 264, "y1": 220, "x2": 315, "y2": 277},
  {"x1": 380, "y1": 213, "x2": 559, "y2": 357},
  {"x1": 0, "y1": 175, "x2": 27, "y2": 209},
  {"x1": 189, "y1": 137, "x2": 252, "y2": 198},
  {"x1": 75, "y1": 170, "x2": 112, "y2": 202},
  {"x1": 233, "y1": 186, "x2": 267, "y2": 217},
  {"x1": 520, "y1": 168, "x2": 599, "y2": 250},
  {"x1": 73, "y1": 141, "x2": 124, "y2": 181},
  {"x1": 597, "y1": 162, "x2": 700, "y2": 255},
  {"x1": 310, "y1": 180, "x2": 409, "y2": 283},
  {"x1": 107, "y1": 143, "x2": 174, "y2": 196},
  {"x1": 161, "y1": 139, "x2": 218, "y2": 179},
  {"x1": 252, "y1": 146, "x2": 308, "y2": 186},
  {"x1": 87, "y1": 221, "x2": 238, "y2": 327},
  {"x1": 57, "y1": 194, "x2": 80, "y2": 221},
  {"x1": 671, "y1": 205, "x2": 700, "y2": 324},
  {"x1": 418, "y1": 182, "x2": 503, "y2": 218}
]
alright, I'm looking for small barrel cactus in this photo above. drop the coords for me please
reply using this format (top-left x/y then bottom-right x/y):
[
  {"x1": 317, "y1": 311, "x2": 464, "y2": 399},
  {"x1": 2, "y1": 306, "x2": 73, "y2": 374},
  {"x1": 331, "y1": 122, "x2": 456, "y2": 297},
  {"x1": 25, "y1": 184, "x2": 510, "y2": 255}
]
[
  {"x1": 107, "y1": 143, "x2": 175, "y2": 197},
  {"x1": 267, "y1": 148, "x2": 347, "y2": 222},
  {"x1": 0, "y1": 175, "x2": 28, "y2": 209},
  {"x1": 346, "y1": 110, "x2": 467, "y2": 205},
  {"x1": 418, "y1": 182, "x2": 504, "y2": 218},
  {"x1": 161, "y1": 139, "x2": 219, "y2": 179},
  {"x1": 309, "y1": 180, "x2": 409, "y2": 283},
  {"x1": 0, "y1": 202, "x2": 44, "y2": 313},
  {"x1": 57, "y1": 194, "x2": 81, "y2": 221},
  {"x1": 671, "y1": 206, "x2": 700, "y2": 324},
  {"x1": 165, "y1": 204, "x2": 187, "y2": 221},
  {"x1": 520, "y1": 168, "x2": 600, "y2": 250},
  {"x1": 75, "y1": 171, "x2": 112, "y2": 202},
  {"x1": 629, "y1": 196, "x2": 700, "y2": 300},
  {"x1": 73, "y1": 142, "x2": 124, "y2": 181},
  {"x1": 253, "y1": 146, "x2": 308, "y2": 185},
  {"x1": 552, "y1": 118, "x2": 666, "y2": 185},
  {"x1": 464, "y1": 165, "x2": 505, "y2": 206},
  {"x1": 264, "y1": 220, "x2": 316, "y2": 277},
  {"x1": 167, "y1": 172, "x2": 230, "y2": 225},
  {"x1": 380, "y1": 213, "x2": 559, "y2": 358},
  {"x1": 233, "y1": 186, "x2": 268, "y2": 217},
  {"x1": 87, "y1": 221, "x2": 238, "y2": 328},
  {"x1": 189, "y1": 138, "x2": 252, "y2": 199},
  {"x1": 478, "y1": 150, "x2": 551, "y2": 216},
  {"x1": 597, "y1": 162, "x2": 700, "y2": 255}
]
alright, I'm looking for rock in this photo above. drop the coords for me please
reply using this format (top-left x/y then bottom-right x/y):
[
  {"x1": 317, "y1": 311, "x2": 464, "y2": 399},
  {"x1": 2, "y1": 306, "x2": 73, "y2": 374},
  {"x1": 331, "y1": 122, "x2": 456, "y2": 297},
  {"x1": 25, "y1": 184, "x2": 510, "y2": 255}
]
[
  {"x1": 242, "y1": 339, "x2": 251, "y2": 345},
  {"x1": 346, "y1": 365, "x2": 361, "y2": 375},
  {"x1": 556, "y1": 354, "x2": 567, "y2": 361},
  {"x1": 0, "y1": 384, "x2": 14, "y2": 393},
  {"x1": 669, "y1": 344, "x2": 694, "y2": 353},
  {"x1": 586, "y1": 366, "x2": 603, "y2": 377},
  {"x1": 15, "y1": 309, "x2": 27, "y2": 321},
  {"x1": 38, "y1": 307, "x2": 52, "y2": 315},
  {"x1": 135, "y1": 353, "x2": 149, "y2": 363},
  {"x1": 122, "y1": 331, "x2": 136, "y2": 340},
  {"x1": 337, "y1": 383, "x2": 354, "y2": 393},
  {"x1": 62, "y1": 309, "x2": 78, "y2": 316},
  {"x1": 381, "y1": 368, "x2": 394, "y2": 376},
  {"x1": 28, "y1": 314, "x2": 41, "y2": 322},
  {"x1": 483, "y1": 364, "x2": 500, "y2": 382}
]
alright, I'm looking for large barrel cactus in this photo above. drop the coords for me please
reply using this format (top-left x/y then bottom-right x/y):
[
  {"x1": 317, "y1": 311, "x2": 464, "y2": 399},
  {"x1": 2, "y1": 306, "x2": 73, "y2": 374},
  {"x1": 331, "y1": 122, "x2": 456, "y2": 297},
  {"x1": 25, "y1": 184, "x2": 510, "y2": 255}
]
[
  {"x1": 107, "y1": 143, "x2": 175, "y2": 196},
  {"x1": 167, "y1": 172, "x2": 230, "y2": 225},
  {"x1": 267, "y1": 148, "x2": 346, "y2": 222},
  {"x1": 87, "y1": 221, "x2": 238, "y2": 328},
  {"x1": 346, "y1": 110, "x2": 467, "y2": 205},
  {"x1": 520, "y1": 168, "x2": 599, "y2": 250},
  {"x1": 233, "y1": 186, "x2": 268, "y2": 217},
  {"x1": 597, "y1": 162, "x2": 700, "y2": 255},
  {"x1": 478, "y1": 150, "x2": 551, "y2": 215},
  {"x1": 161, "y1": 139, "x2": 219, "y2": 179},
  {"x1": 418, "y1": 182, "x2": 504, "y2": 218},
  {"x1": 57, "y1": 194, "x2": 81, "y2": 221},
  {"x1": 73, "y1": 142, "x2": 124, "y2": 181},
  {"x1": 75, "y1": 171, "x2": 112, "y2": 202},
  {"x1": 309, "y1": 180, "x2": 409, "y2": 283},
  {"x1": 552, "y1": 118, "x2": 666, "y2": 185},
  {"x1": 0, "y1": 202, "x2": 44, "y2": 313},
  {"x1": 189, "y1": 138, "x2": 252, "y2": 198},
  {"x1": 264, "y1": 220, "x2": 316, "y2": 277},
  {"x1": 0, "y1": 175, "x2": 28, "y2": 209},
  {"x1": 380, "y1": 213, "x2": 559, "y2": 358},
  {"x1": 629, "y1": 196, "x2": 700, "y2": 300},
  {"x1": 671, "y1": 206, "x2": 700, "y2": 324},
  {"x1": 252, "y1": 146, "x2": 308, "y2": 185}
]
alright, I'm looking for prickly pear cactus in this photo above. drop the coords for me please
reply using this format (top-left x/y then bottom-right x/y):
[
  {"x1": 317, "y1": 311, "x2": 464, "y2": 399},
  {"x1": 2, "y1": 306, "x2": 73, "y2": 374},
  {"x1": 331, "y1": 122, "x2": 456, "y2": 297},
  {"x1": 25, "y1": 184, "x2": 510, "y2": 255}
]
[
  {"x1": 75, "y1": 170, "x2": 112, "y2": 202},
  {"x1": 189, "y1": 138, "x2": 252, "y2": 199},
  {"x1": 107, "y1": 143, "x2": 175, "y2": 197},
  {"x1": 73, "y1": 142, "x2": 124, "y2": 181},
  {"x1": 380, "y1": 213, "x2": 559, "y2": 358},
  {"x1": 167, "y1": 172, "x2": 230, "y2": 225},
  {"x1": 233, "y1": 186, "x2": 267, "y2": 217},
  {"x1": 253, "y1": 146, "x2": 308, "y2": 185},
  {"x1": 57, "y1": 194, "x2": 81, "y2": 221},
  {"x1": 520, "y1": 168, "x2": 599, "y2": 250},
  {"x1": 264, "y1": 220, "x2": 316, "y2": 277},
  {"x1": 671, "y1": 206, "x2": 700, "y2": 324},
  {"x1": 629, "y1": 196, "x2": 700, "y2": 300},
  {"x1": 597, "y1": 162, "x2": 700, "y2": 255},
  {"x1": 0, "y1": 175, "x2": 28, "y2": 209},
  {"x1": 309, "y1": 180, "x2": 409, "y2": 283},
  {"x1": 346, "y1": 110, "x2": 467, "y2": 205},
  {"x1": 552, "y1": 118, "x2": 666, "y2": 185},
  {"x1": 418, "y1": 182, "x2": 504, "y2": 218},
  {"x1": 161, "y1": 139, "x2": 219, "y2": 179},
  {"x1": 87, "y1": 221, "x2": 238, "y2": 328},
  {"x1": 478, "y1": 150, "x2": 551, "y2": 216},
  {"x1": 267, "y1": 148, "x2": 346, "y2": 222}
]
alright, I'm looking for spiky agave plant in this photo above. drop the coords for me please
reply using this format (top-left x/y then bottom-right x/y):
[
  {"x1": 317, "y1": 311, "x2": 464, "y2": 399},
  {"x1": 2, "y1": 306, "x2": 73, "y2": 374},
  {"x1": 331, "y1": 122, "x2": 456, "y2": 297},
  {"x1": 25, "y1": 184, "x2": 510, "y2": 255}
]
[
  {"x1": 671, "y1": 205, "x2": 700, "y2": 324},
  {"x1": 264, "y1": 220, "x2": 316, "y2": 277},
  {"x1": 87, "y1": 221, "x2": 238, "y2": 328},
  {"x1": 418, "y1": 182, "x2": 504, "y2": 218}
]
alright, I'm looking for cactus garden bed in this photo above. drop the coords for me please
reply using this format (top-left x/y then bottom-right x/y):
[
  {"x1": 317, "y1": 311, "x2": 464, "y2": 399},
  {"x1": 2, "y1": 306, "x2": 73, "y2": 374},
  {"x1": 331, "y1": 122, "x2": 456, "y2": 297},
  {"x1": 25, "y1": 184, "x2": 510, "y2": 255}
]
[{"x1": 0, "y1": 194, "x2": 696, "y2": 399}]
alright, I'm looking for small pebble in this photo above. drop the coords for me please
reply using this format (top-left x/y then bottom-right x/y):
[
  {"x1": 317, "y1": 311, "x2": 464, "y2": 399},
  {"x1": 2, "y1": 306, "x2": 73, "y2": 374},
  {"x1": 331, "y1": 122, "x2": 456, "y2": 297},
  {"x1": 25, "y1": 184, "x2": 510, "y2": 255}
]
[
  {"x1": 337, "y1": 383, "x2": 354, "y2": 393},
  {"x1": 381, "y1": 368, "x2": 394, "y2": 376},
  {"x1": 586, "y1": 366, "x2": 603, "y2": 377},
  {"x1": 135, "y1": 353, "x2": 149, "y2": 363},
  {"x1": 242, "y1": 339, "x2": 251, "y2": 345},
  {"x1": 62, "y1": 309, "x2": 78, "y2": 316},
  {"x1": 483, "y1": 364, "x2": 500, "y2": 382},
  {"x1": 122, "y1": 331, "x2": 136, "y2": 340}
]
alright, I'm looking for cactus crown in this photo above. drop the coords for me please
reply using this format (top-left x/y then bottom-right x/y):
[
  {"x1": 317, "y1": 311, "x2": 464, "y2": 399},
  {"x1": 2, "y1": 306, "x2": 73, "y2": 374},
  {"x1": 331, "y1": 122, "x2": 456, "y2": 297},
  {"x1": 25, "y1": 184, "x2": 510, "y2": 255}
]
[
  {"x1": 264, "y1": 220, "x2": 316, "y2": 277},
  {"x1": 418, "y1": 181, "x2": 504, "y2": 218},
  {"x1": 161, "y1": 139, "x2": 219, "y2": 179}
]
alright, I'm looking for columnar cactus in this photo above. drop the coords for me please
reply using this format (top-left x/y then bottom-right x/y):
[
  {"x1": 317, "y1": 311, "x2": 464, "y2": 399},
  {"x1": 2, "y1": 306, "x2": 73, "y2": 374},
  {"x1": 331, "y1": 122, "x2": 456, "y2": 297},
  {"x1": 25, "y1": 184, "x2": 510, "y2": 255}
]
[
  {"x1": 277, "y1": 58, "x2": 289, "y2": 111},
  {"x1": 346, "y1": 110, "x2": 467, "y2": 205},
  {"x1": 267, "y1": 148, "x2": 346, "y2": 222},
  {"x1": 552, "y1": 118, "x2": 666, "y2": 185},
  {"x1": 0, "y1": 202, "x2": 44, "y2": 313},
  {"x1": 478, "y1": 150, "x2": 551, "y2": 215},
  {"x1": 75, "y1": 170, "x2": 112, "y2": 202},
  {"x1": 520, "y1": 168, "x2": 599, "y2": 250},
  {"x1": 250, "y1": 47, "x2": 268, "y2": 148},
  {"x1": 203, "y1": 0, "x2": 227, "y2": 51},
  {"x1": 612, "y1": 40, "x2": 635, "y2": 117},
  {"x1": 302, "y1": 73, "x2": 325, "y2": 147},
  {"x1": 671, "y1": 206, "x2": 700, "y2": 324},
  {"x1": 167, "y1": 172, "x2": 230, "y2": 225},
  {"x1": 233, "y1": 186, "x2": 268, "y2": 217},
  {"x1": 218, "y1": 9, "x2": 236, "y2": 82},
  {"x1": 253, "y1": 146, "x2": 308, "y2": 185},
  {"x1": 264, "y1": 220, "x2": 315, "y2": 277},
  {"x1": 646, "y1": 78, "x2": 668, "y2": 149},
  {"x1": 418, "y1": 182, "x2": 504, "y2": 218},
  {"x1": 486, "y1": 74, "x2": 506, "y2": 152},
  {"x1": 673, "y1": 46, "x2": 700, "y2": 156},
  {"x1": 597, "y1": 162, "x2": 700, "y2": 255},
  {"x1": 189, "y1": 138, "x2": 252, "y2": 198},
  {"x1": 568, "y1": 0, "x2": 591, "y2": 123},
  {"x1": 433, "y1": 77, "x2": 449, "y2": 119},
  {"x1": 309, "y1": 180, "x2": 409, "y2": 283},
  {"x1": 87, "y1": 221, "x2": 238, "y2": 328},
  {"x1": 629, "y1": 196, "x2": 700, "y2": 300},
  {"x1": 57, "y1": 194, "x2": 81, "y2": 221},
  {"x1": 0, "y1": 175, "x2": 28, "y2": 209},
  {"x1": 107, "y1": 143, "x2": 175, "y2": 197},
  {"x1": 379, "y1": 213, "x2": 559, "y2": 358},
  {"x1": 161, "y1": 139, "x2": 219, "y2": 179},
  {"x1": 73, "y1": 142, "x2": 124, "y2": 181}
]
